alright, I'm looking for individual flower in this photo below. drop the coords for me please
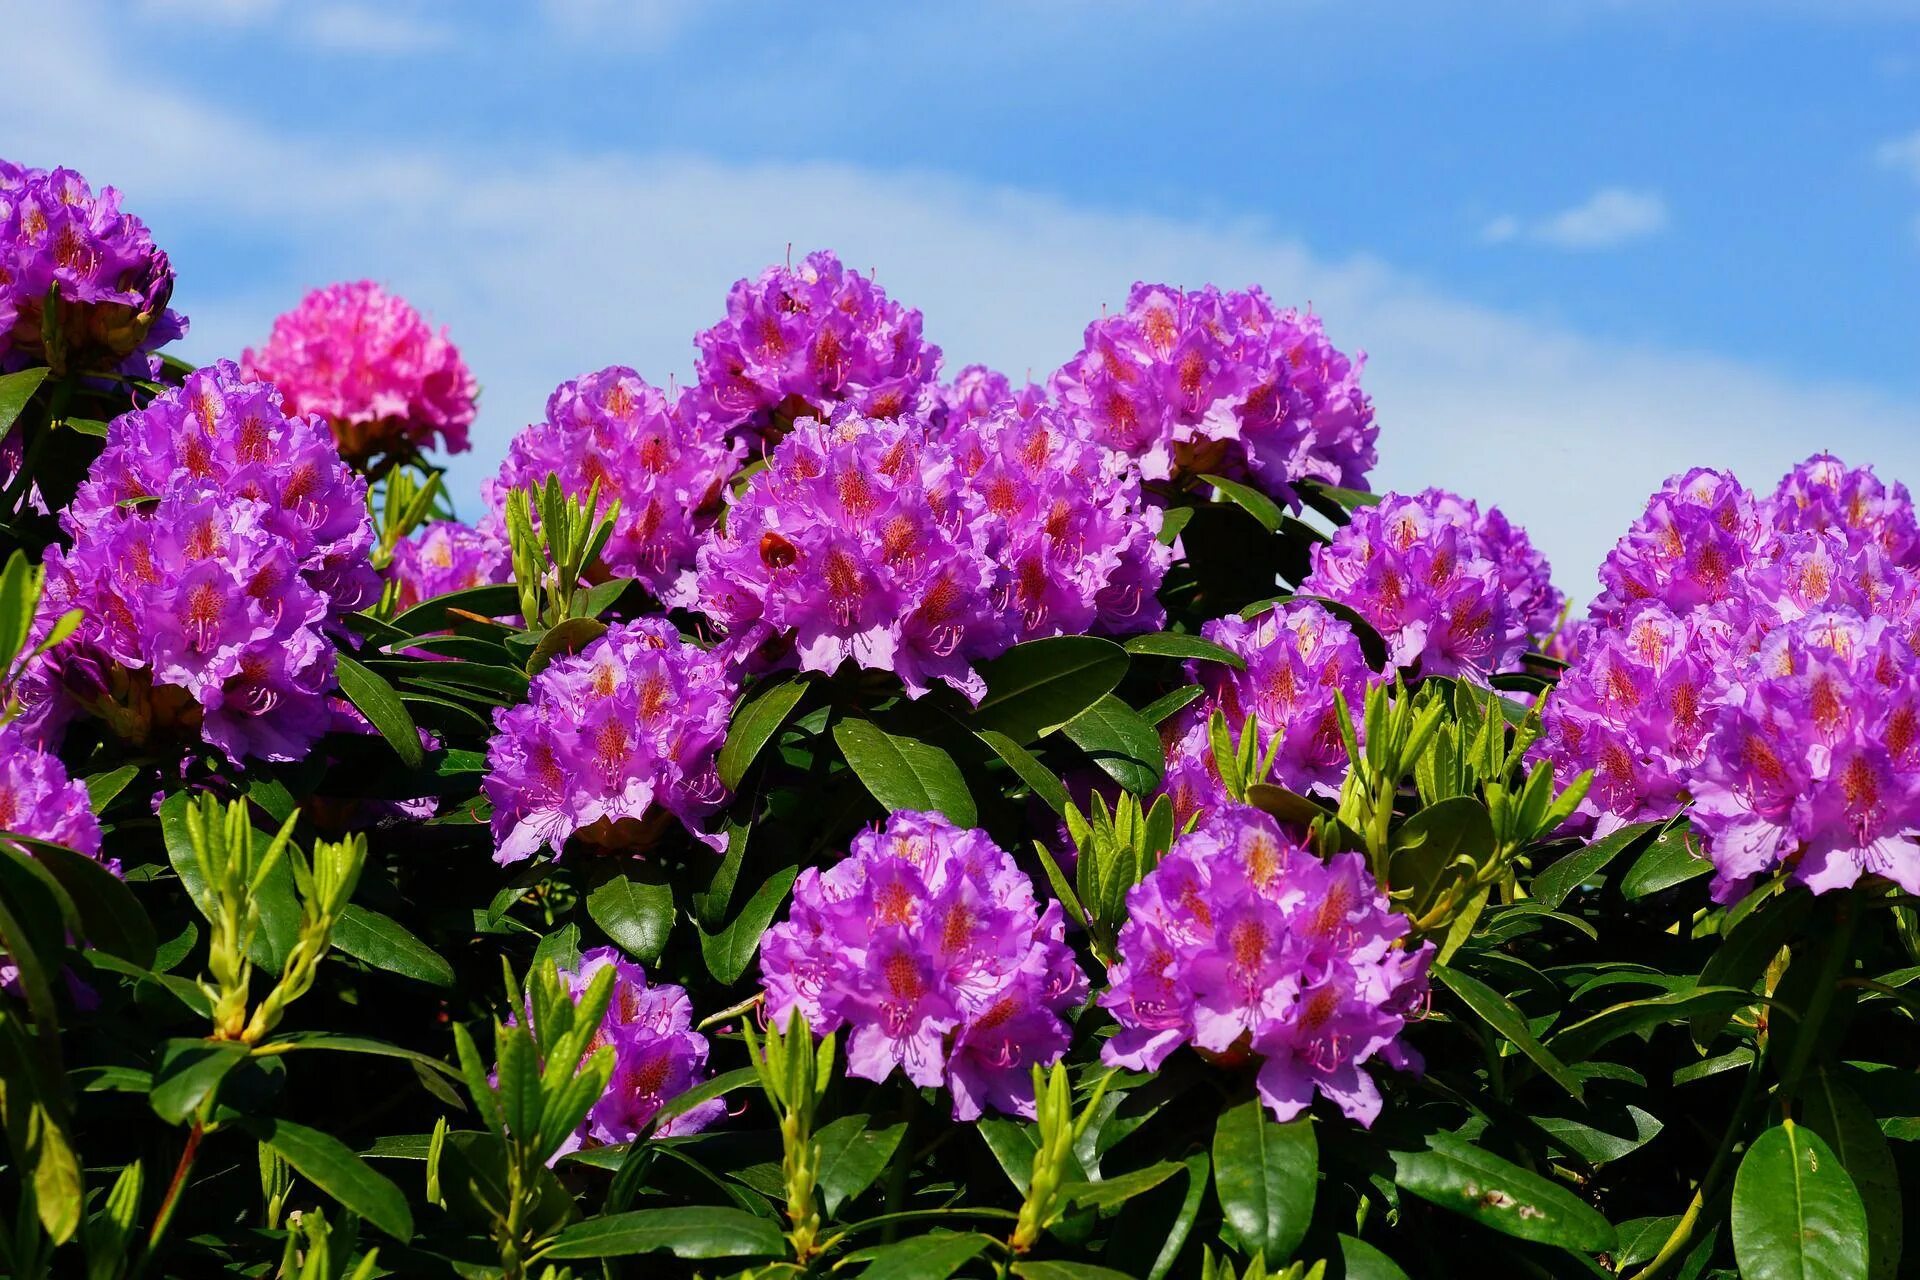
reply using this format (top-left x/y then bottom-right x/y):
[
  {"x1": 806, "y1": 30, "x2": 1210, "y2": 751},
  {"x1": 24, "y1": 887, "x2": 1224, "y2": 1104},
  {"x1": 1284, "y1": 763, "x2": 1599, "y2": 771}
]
[
  {"x1": 759, "y1": 810, "x2": 1088, "y2": 1121},
  {"x1": 1590, "y1": 468, "x2": 1773, "y2": 627},
  {"x1": 1766, "y1": 453, "x2": 1920, "y2": 567},
  {"x1": 22, "y1": 363, "x2": 375, "y2": 763},
  {"x1": 0, "y1": 720, "x2": 103, "y2": 859},
  {"x1": 486, "y1": 368, "x2": 741, "y2": 601},
  {"x1": 1534, "y1": 603, "x2": 1722, "y2": 835},
  {"x1": 1165, "y1": 603, "x2": 1375, "y2": 801},
  {"x1": 387, "y1": 517, "x2": 512, "y2": 611},
  {"x1": 687, "y1": 250, "x2": 941, "y2": 446},
  {"x1": 0, "y1": 159, "x2": 185, "y2": 374},
  {"x1": 241, "y1": 281, "x2": 476, "y2": 465},
  {"x1": 1300, "y1": 488, "x2": 1551, "y2": 680},
  {"x1": 555, "y1": 948, "x2": 723, "y2": 1151},
  {"x1": 483, "y1": 618, "x2": 734, "y2": 863},
  {"x1": 1048, "y1": 282, "x2": 1376, "y2": 504},
  {"x1": 1101, "y1": 805, "x2": 1431, "y2": 1126},
  {"x1": 1691, "y1": 610, "x2": 1920, "y2": 902}
]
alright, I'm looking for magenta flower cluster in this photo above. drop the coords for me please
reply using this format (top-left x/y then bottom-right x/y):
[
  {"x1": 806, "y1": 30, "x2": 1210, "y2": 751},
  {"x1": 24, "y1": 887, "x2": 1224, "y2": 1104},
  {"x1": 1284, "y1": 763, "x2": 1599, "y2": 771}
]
[
  {"x1": 1160, "y1": 603, "x2": 1376, "y2": 828},
  {"x1": 687, "y1": 250, "x2": 941, "y2": 446},
  {"x1": 1101, "y1": 806, "x2": 1431, "y2": 1127},
  {"x1": 1048, "y1": 282, "x2": 1376, "y2": 504},
  {"x1": 242, "y1": 280, "x2": 477, "y2": 464},
  {"x1": 0, "y1": 721, "x2": 104, "y2": 861},
  {"x1": 760, "y1": 810, "x2": 1088, "y2": 1121},
  {"x1": 487, "y1": 367, "x2": 741, "y2": 602},
  {"x1": 388, "y1": 518, "x2": 511, "y2": 611},
  {"x1": 924, "y1": 364, "x2": 1047, "y2": 430},
  {"x1": 483, "y1": 618, "x2": 735, "y2": 863},
  {"x1": 1302, "y1": 488, "x2": 1562, "y2": 681},
  {"x1": 554, "y1": 947, "x2": 723, "y2": 1152},
  {"x1": 691, "y1": 408, "x2": 1168, "y2": 702},
  {"x1": 0, "y1": 158, "x2": 184, "y2": 374},
  {"x1": 25, "y1": 363, "x2": 376, "y2": 763}
]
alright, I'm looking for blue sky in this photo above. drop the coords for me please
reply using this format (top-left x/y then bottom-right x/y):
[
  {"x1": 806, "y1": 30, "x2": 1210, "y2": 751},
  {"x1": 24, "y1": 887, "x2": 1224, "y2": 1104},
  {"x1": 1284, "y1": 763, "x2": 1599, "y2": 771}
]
[{"x1": 12, "y1": 0, "x2": 1920, "y2": 592}]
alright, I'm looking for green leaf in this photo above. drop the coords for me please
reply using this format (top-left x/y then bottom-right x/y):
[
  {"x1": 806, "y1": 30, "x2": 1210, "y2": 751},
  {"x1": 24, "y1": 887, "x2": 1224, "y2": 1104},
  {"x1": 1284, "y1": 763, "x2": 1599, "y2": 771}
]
[
  {"x1": 1062, "y1": 694, "x2": 1165, "y2": 793},
  {"x1": 851, "y1": 1231, "x2": 993, "y2": 1280},
  {"x1": 334, "y1": 655, "x2": 424, "y2": 768},
  {"x1": 1531, "y1": 1105, "x2": 1664, "y2": 1165},
  {"x1": 648, "y1": 1066, "x2": 760, "y2": 1134},
  {"x1": 388, "y1": 583, "x2": 521, "y2": 635},
  {"x1": 1013, "y1": 1264, "x2": 1137, "y2": 1280},
  {"x1": 975, "y1": 728, "x2": 1071, "y2": 815},
  {"x1": 17, "y1": 838, "x2": 155, "y2": 967},
  {"x1": 1146, "y1": 1150, "x2": 1209, "y2": 1280},
  {"x1": 247, "y1": 1115, "x2": 413, "y2": 1241},
  {"x1": 331, "y1": 905, "x2": 455, "y2": 988},
  {"x1": 1138, "y1": 684, "x2": 1205, "y2": 726},
  {"x1": 586, "y1": 874, "x2": 676, "y2": 964},
  {"x1": 971, "y1": 636, "x2": 1129, "y2": 743},
  {"x1": 1528, "y1": 821, "x2": 1660, "y2": 910},
  {"x1": 816, "y1": 1113, "x2": 908, "y2": 1217},
  {"x1": 1211, "y1": 1098, "x2": 1316, "y2": 1264},
  {"x1": 62, "y1": 416, "x2": 107, "y2": 438},
  {"x1": 718, "y1": 675, "x2": 809, "y2": 790},
  {"x1": 1800, "y1": 1070, "x2": 1902, "y2": 1280},
  {"x1": 834, "y1": 717, "x2": 977, "y2": 825},
  {"x1": 526, "y1": 616, "x2": 608, "y2": 676},
  {"x1": 82, "y1": 765, "x2": 140, "y2": 814},
  {"x1": 1434, "y1": 966, "x2": 1583, "y2": 1101},
  {"x1": 540, "y1": 1206, "x2": 786, "y2": 1260},
  {"x1": 1548, "y1": 986, "x2": 1756, "y2": 1064},
  {"x1": 1121, "y1": 632, "x2": 1246, "y2": 669},
  {"x1": 1619, "y1": 823, "x2": 1710, "y2": 899},
  {"x1": 149, "y1": 1038, "x2": 251, "y2": 1125},
  {"x1": 1200, "y1": 473, "x2": 1285, "y2": 533},
  {"x1": 698, "y1": 866, "x2": 798, "y2": 985},
  {"x1": 255, "y1": 1031, "x2": 462, "y2": 1082},
  {"x1": 1731, "y1": 1121, "x2": 1868, "y2": 1280},
  {"x1": 0, "y1": 366, "x2": 50, "y2": 435},
  {"x1": 1058, "y1": 1160, "x2": 1185, "y2": 1211},
  {"x1": 1339, "y1": 1234, "x2": 1412, "y2": 1280},
  {"x1": 1391, "y1": 1131, "x2": 1615, "y2": 1252}
]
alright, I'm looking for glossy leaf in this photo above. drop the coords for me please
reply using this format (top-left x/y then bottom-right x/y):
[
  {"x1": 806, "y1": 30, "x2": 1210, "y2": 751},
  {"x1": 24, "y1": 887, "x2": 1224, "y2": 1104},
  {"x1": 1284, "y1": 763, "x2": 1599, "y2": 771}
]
[
  {"x1": 335, "y1": 655, "x2": 425, "y2": 768},
  {"x1": 1435, "y1": 965, "x2": 1583, "y2": 1101},
  {"x1": 541, "y1": 1205, "x2": 785, "y2": 1260},
  {"x1": 585, "y1": 874, "x2": 675, "y2": 964},
  {"x1": 331, "y1": 905, "x2": 456, "y2": 987},
  {"x1": 1390, "y1": 1131, "x2": 1614, "y2": 1252},
  {"x1": 971, "y1": 636, "x2": 1129, "y2": 743},
  {"x1": 834, "y1": 716, "x2": 977, "y2": 825},
  {"x1": 1061, "y1": 694, "x2": 1165, "y2": 793},
  {"x1": 718, "y1": 675, "x2": 808, "y2": 790},
  {"x1": 1800, "y1": 1071, "x2": 1902, "y2": 1279},
  {"x1": 697, "y1": 866, "x2": 797, "y2": 985},
  {"x1": 816, "y1": 1113, "x2": 908, "y2": 1217},
  {"x1": 1211, "y1": 1098, "x2": 1316, "y2": 1264},
  {"x1": 1731, "y1": 1121, "x2": 1868, "y2": 1280}
]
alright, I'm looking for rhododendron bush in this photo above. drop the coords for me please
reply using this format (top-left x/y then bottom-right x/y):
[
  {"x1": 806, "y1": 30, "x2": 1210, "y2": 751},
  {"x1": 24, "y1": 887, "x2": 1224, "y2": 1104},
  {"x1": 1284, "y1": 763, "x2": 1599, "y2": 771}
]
[{"x1": 0, "y1": 159, "x2": 1913, "y2": 1280}]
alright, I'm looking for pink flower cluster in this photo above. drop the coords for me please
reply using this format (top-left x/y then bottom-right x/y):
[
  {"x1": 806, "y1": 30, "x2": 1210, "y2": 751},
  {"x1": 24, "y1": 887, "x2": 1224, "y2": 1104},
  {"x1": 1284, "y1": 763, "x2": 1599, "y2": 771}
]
[
  {"x1": 24, "y1": 363, "x2": 376, "y2": 763},
  {"x1": 241, "y1": 281, "x2": 477, "y2": 465},
  {"x1": 1049, "y1": 283, "x2": 1376, "y2": 504},
  {"x1": 554, "y1": 948, "x2": 723, "y2": 1152},
  {"x1": 487, "y1": 367, "x2": 741, "y2": 602},
  {"x1": 759, "y1": 810, "x2": 1088, "y2": 1121},
  {"x1": 1302, "y1": 489, "x2": 1561, "y2": 681},
  {"x1": 387, "y1": 519, "x2": 511, "y2": 611},
  {"x1": 0, "y1": 158, "x2": 184, "y2": 374},
  {"x1": 483, "y1": 618, "x2": 734, "y2": 863},
  {"x1": 923, "y1": 364, "x2": 1047, "y2": 431},
  {"x1": 0, "y1": 721, "x2": 103, "y2": 860},
  {"x1": 687, "y1": 250, "x2": 941, "y2": 446},
  {"x1": 1159, "y1": 603, "x2": 1377, "y2": 828},
  {"x1": 690, "y1": 408, "x2": 1168, "y2": 702},
  {"x1": 1101, "y1": 806, "x2": 1431, "y2": 1126}
]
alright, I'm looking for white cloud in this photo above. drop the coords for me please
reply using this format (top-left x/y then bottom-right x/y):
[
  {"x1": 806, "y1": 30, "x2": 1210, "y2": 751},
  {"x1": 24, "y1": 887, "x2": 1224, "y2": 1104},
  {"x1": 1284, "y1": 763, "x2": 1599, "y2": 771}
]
[
  {"x1": 14, "y1": 2, "x2": 1919, "y2": 597},
  {"x1": 1482, "y1": 187, "x2": 1670, "y2": 250}
]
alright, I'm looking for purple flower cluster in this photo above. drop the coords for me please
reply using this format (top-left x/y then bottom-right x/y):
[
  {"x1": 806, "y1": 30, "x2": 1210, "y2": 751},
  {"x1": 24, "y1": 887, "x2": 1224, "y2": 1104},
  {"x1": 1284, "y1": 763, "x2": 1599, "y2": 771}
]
[
  {"x1": 1049, "y1": 283, "x2": 1376, "y2": 504},
  {"x1": 760, "y1": 810, "x2": 1087, "y2": 1121},
  {"x1": 388, "y1": 518, "x2": 511, "y2": 611},
  {"x1": 555, "y1": 948, "x2": 723, "y2": 1151},
  {"x1": 0, "y1": 158, "x2": 184, "y2": 374},
  {"x1": 1101, "y1": 806, "x2": 1431, "y2": 1126},
  {"x1": 483, "y1": 618, "x2": 734, "y2": 863},
  {"x1": 1590, "y1": 468, "x2": 1773, "y2": 627},
  {"x1": 687, "y1": 250, "x2": 940, "y2": 446},
  {"x1": 0, "y1": 721, "x2": 103, "y2": 860},
  {"x1": 242, "y1": 281, "x2": 477, "y2": 465},
  {"x1": 1769, "y1": 453, "x2": 1920, "y2": 566},
  {"x1": 691, "y1": 409, "x2": 1169, "y2": 701},
  {"x1": 487, "y1": 367, "x2": 741, "y2": 601},
  {"x1": 1159, "y1": 604, "x2": 1377, "y2": 826},
  {"x1": 25, "y1": 363, "x2": 376, "y2": 762},
  {"x1": 1301, "y1": 489, "x2": 1561, "y2": 680},
  {"x1": 923, "y1": 364, "x2": 1047, "y2": 430}
]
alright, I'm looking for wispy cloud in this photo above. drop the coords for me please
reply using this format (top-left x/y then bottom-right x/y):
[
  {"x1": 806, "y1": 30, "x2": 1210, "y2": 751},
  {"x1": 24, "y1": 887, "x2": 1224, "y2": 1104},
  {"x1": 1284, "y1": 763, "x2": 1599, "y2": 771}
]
[
  {"x1": 136, "y1": 0, "x2": 451, "y2": 54},
  {"x1": 1482, "y1": 187, "x2": 1670, "y2": 250},
  {"x1": 1877, "y1": 128, "x2": 1920, "y2": 182}
]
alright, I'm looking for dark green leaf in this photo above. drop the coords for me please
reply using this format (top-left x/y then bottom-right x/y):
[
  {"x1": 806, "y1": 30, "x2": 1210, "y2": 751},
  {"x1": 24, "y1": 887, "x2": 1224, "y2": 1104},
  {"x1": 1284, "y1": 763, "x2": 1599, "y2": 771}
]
[
  {"x1": 82, "y1": 765, "x2": 140, "y2": 814},
  {"x1": 540, "y1": 1206, "x2": 785, "y2": 1260},
  {"x1": 1200, "y1": 473, "x2": 1284, "y2": 532},
  {"x1": 816, "y1": 1114, "x2": 908, "y2": 1217},
  {"x1": 1013, "y1": 1264, "x2": 1136, "y2": 1280},
  {"x1": 15, "y1": 838, "x2": 155, "y2": 967},
  {"x1": 1435, "y1": 965, "x2": 1583, "y2": 1101},
  {"x1": 1528, "y1": 821, "x2": 1660, "y2": 910},
  {"x1": 1339, "y1": 1234, "x2": 1412, "y2": 1280},
  {"x1": 1619, "y1": 823, "x2": 1710, "y2": 899},
  {"x1": 388, "y1": 584, "x2": 521, "y2": 635},
  {"x1": 331, "y1": 905, "x2": 456, "y2": 988},
  {"x1": 1731, "y1": 1121, "x2": 1867, "y2": 1280},
  {"x1": 1212, "y1": 1098, "x2": 1316, "y2": 1263},
  {"x1": 526, "y1": 616, "x2": 608, "y2": 677},
  {"x1": 834, "y1": 717, "x2": 977, "y2": 825},
  {"x1": 256, "y1": 1031, "x2": 461, "y2": 1082},
  {"x1": 1548, "y1": 986, "x2": 1756, "y2": 1063},
  {"x1": 149, "y1": 1039, "x2": 250, "y2": 1125},
  {"x1": 851, "y1": 1231, "x2": 993, "y2": 1280},
  {"x1": 975, "y1": 729, "x2": 1071, "y2": 815},
  {"x1": 1800, "y1": 1070, "x2": 1902, "y2": 1280},
  {"x1": 1531, "y1": 1105, "x2": 1664, "y2": 1165},
  {"x1": 1121, "y1": 632, "x2": 1245, "y2": 669},
  {"x1": 1061, "y1": 694, "x2": 1164, "y2": 793},
  {"x1": 1058, "y1": 1160, "x2": 1184, "y2": 1211},
  {"x1": 719, "y1": 676, "x2": 809, "y2": 790},
  {"x1": 1138, "y1": 684, "x2": 1205, "y2": 726},
  {"x1": 698, "y1": 867, "x2": 797, "y2": 985},
  {"x1": 0, "y1": 367, "x2": 49, "y2": 435},
  {"x1": 1391, "y1": 1131, "x2": 1615, "y2": 1252},
  {"x1": 335, "y1": 655, "x2": 424, "y2": 768},
  {"x1": 247, "y1": 1115, "x2": 413, "y2": 1241},
  {"x1": 971, "y1": 636, "x2": 1129, "y2": 743},
  {"x1": 586, "y1": 875, "x2": 675, "y2": 964}
]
